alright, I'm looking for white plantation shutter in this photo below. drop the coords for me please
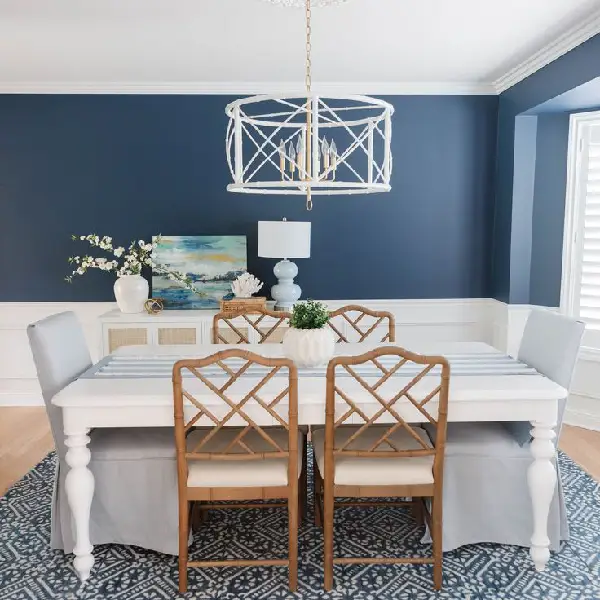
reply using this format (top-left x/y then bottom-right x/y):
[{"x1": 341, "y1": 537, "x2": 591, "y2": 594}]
[
  {"x1": 563, "y1": 114, "x2": 600, "y2": 346},
  {"x1": 580, "y1": 132, "x2": 600, "y2": 328}
]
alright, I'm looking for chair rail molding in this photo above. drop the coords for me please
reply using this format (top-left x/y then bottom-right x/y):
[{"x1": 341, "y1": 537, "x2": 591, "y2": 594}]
[{"x1": 1, "y1": 298, "x2": 599, "y2": 432}]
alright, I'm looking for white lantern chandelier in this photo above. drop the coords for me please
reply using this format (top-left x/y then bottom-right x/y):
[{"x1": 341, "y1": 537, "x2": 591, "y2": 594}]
[{"x1": 225, "y1": 0, "x2": 394, "y2": 210}]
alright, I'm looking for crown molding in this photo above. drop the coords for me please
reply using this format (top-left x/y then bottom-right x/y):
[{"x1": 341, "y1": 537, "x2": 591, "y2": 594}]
[
  {"x1": 1, "y1": 9, "x2": 598, "y2": 98},
  {"x1": 0, "y1": 80, "x2": 497, "y2": 96},
  {"x1": 493, "y1": 9, "x2": 600, "y2": 93}
]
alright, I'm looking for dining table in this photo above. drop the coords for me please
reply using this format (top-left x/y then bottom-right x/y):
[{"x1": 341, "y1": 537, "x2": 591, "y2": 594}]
[{"x1": 52, "y1": 340, "x2": 566, "y2": 582}]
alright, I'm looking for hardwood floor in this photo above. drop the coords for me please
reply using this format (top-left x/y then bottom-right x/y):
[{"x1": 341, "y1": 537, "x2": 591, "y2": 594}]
[
  {"x1": 559, "y1": 425, "x2": 600, "y2": 481},
  {"x1": 0, "y1": 408, "x2": 54, "y2": 495},
  {"x1": 1, "y1": 408, "x2": 599, "y2": 494}
]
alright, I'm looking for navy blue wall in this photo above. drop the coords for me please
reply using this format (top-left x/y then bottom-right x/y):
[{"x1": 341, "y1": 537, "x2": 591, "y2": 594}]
[
  {"x1": 529, "y1": 113, "x2": 570, "y2": 306},
  {"x1": 509, "y1": 116, "x2": 537, "y2": 304},
  {"x1": 527, "y1": 76, "x2": 600, "y2": 114},
  {"x1": 492, "y1": 33, "x2": 600, "y2": 302},
  {"x1": 491, "y1": 35, "x2": 600, "y2": 302},
  {"x1": 0, "y1": 94, "x2": 498, "y2": 302}
]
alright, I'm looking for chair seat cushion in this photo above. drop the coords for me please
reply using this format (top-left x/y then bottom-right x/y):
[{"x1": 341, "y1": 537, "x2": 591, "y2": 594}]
[
  {"x1": 423, "y1": 422, "x2": 531, "y2": 458},
  {"x1": 90, "y1": 427, "x2": 176, "y2": 460},
  {"x1": 186, "y1": 428, "x2": 304, "y2": 488},
  {"x1": 312, "y1": 425, "x2": 434, "y2": 487}
]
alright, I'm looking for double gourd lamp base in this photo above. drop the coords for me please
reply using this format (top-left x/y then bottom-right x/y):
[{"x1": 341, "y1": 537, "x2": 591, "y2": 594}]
[{"x1": 258, "y1": 219, "x2": 312, "y2": 311}]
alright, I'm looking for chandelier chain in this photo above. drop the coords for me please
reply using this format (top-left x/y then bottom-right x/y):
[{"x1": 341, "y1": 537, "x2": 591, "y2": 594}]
[
  {"x1": 305, "y1": 0, "x2": 312, "y2": 210},
  {"x1": 305, "y1": 0, "x2": 312, "y2": 94}
]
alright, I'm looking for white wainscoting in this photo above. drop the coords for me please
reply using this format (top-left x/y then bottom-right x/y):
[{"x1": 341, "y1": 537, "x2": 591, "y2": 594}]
[
  {"x1": 2, "y1": 298, "x2": 599, "y2": 432},
  {"x1": 0, "y1": 302, "x2": 112, "y2": 406},
  {"x1": 0, "y1": 299, "x2": 492, "y2": 407}
]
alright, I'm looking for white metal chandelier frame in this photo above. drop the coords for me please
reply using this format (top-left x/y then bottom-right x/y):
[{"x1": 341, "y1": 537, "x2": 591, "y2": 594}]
[{"x1": 225, "y1": 0, "x2": 394, "y2": 210}]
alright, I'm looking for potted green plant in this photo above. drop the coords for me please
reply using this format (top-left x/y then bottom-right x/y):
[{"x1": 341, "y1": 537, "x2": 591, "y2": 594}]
[{"x1": 283, "y1": 300, "x2": 335, "y2": 368}]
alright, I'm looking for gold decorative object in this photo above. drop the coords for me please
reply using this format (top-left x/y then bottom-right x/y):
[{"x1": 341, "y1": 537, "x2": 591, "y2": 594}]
[{"x1": 144, "y1": 298, "x2": 164, "y2": 315}]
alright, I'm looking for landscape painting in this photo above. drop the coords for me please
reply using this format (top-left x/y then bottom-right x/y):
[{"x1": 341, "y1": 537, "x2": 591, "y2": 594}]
[{"x1": 152, "y1": 236, "x2": 247, "y2": 309}]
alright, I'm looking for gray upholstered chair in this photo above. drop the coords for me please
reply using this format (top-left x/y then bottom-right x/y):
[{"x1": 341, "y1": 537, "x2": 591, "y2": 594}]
[
  {"x1": 28, "y1": 311, "x2": 180, "y2": 555},
  {"x1": 424, "y1": 309, "x2": 584, "y2": 552}
]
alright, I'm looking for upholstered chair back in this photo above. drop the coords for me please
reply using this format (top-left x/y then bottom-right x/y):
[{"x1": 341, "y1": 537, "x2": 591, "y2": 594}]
[
  {"x1": 518, "y1": 309, "x2": 585, "y2": 435},
  {"x1": 27, "y1": 311, "x2": 92, "y2": 459}
]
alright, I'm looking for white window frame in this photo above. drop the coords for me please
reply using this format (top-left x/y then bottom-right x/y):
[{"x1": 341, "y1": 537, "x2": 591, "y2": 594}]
[{"x1": 561, "y1": 110, "x2": 600, "y2": 351}]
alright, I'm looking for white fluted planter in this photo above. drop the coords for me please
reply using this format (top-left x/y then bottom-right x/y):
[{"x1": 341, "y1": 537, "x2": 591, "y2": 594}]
[
  {"x1": 113, "y1": 275, "x2": 149, "y2": 314},
  {"x1": 283, "y1": 326, "x2": 335, "y2": 368}
]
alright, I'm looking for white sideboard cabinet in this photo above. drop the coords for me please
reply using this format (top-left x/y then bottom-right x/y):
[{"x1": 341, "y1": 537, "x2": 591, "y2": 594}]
[
  {"x1": 98, "y1": 308, "x2": 291, "y2": 355},
  {"x1": 99, "y1": 310, "x2": 216, "y2": 354}
]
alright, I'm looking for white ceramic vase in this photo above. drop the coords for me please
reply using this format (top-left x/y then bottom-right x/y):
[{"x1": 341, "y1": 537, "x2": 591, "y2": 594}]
[
  {"x1": 283, "y1": 326, "x2": 335, "y2": 368},
  {"x1": 113, "y1": 274, "x2": 149, "y2": 314}
]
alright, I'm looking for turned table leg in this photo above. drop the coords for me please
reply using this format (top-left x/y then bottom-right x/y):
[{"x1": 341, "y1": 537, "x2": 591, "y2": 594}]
[
  {"x1": 528, "y1": 419, "x2": 557, "y2": 572},
  {"x1": 64, "y1": 428, "x2": 95, "y2": 581}
]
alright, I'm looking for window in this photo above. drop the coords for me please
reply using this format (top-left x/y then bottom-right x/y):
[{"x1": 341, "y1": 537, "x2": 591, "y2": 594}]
[{"x1": 562, "y1": 111, "x2": 600, "y2": 349}]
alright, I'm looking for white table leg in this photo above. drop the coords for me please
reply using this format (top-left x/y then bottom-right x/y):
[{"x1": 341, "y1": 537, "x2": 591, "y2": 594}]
[
  {"x1": 64, "y1": 428, "x2": 95, "y2": 581},
  {"x1": 528, "y1": 419, "x2": 557, "y2": 572}
]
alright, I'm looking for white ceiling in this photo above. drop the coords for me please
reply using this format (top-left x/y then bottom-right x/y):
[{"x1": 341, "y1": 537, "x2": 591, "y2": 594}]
[{"x1": 1, "y1": 0, "x2": 600, "y2": 93}]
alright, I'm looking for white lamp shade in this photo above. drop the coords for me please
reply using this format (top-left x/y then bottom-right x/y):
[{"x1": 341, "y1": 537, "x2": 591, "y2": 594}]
[{"x1": 258, "y1": 220, "x2": 311, "y2": 259}]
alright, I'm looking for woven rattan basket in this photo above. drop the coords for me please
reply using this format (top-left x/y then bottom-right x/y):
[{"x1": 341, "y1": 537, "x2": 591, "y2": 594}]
[{"x1": 218, "y1": 296, "x2": 267, "y2": 317}]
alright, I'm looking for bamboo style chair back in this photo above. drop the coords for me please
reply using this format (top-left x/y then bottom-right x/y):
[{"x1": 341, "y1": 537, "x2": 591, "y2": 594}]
[
  {"x1": 319, "y1": 346, "x2": 450, "y2": 591},
  {"x1": 327, "y1": 305, "x2": 395, "y2": 343},
  {"x1": 325, "y1": 346, "x2": 449, "y2": 468},
  {"x1": 172, "y1": 349, "x2": 300, "y2": 593},
  {"x1": 173, "y1": 349, "x2": 298, "y2": 467},
  {"x1": 212, "y1": 308, "x2": 292, "y2": 344}
]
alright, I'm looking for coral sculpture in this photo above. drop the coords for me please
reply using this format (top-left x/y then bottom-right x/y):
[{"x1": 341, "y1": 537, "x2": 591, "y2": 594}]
[{"x1": 231, "y1": 272, "x2": 263, "y2": 298}]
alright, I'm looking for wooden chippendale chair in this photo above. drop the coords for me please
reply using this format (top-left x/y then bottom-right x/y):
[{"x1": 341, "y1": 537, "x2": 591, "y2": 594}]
[
  {"x1": 312, "y1": 346, "x2": 450, "y2": 590},
  {"x1": 327, "y1": 305, "x2": 395, "y2": 343},
  {"x1": 172, "y1": 349, "x2": 302, "y2": 593},
  {"x1": 211, "y1": 306, "x2": 308, "y2": 511},
  {"x1": 212, "y1": 307, "x2": 292, "y2": 344}
]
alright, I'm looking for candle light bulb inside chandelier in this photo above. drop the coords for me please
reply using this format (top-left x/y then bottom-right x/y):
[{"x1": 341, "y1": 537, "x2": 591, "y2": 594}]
[
  {"x1": 278, "y1": 139, "x2": 286, "y2": 178},
  {"x1": 330, "y1": 140, "x2": 337, "y2": 170}
]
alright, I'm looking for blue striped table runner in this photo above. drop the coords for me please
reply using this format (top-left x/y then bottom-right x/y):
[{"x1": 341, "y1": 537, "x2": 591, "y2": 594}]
[{"x1": 81, "y1": 353, "x2": 538, "y2": 379}]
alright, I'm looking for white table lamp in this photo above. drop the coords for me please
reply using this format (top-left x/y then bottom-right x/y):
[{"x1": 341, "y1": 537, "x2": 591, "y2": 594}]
[{"x1": 258, "y1": 219, "x2": 311, "y2": 310}]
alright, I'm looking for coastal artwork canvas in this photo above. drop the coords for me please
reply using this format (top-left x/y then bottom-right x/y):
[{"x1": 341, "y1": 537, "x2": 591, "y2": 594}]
[{"x1": 152, "y1": 236, "x2": 247, "y2": 309}]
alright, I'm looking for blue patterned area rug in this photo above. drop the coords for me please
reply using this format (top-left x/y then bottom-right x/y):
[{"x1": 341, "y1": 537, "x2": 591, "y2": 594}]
[{"x1": 1, "y1": 450, "x2": 599, "y2": 600}]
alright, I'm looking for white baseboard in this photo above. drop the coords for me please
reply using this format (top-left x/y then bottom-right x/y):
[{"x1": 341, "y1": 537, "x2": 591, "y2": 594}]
[
  {"x1": 564, "y1": 347, "x2": 600, "y2": 431},
  {"x1": 564, "y1": 396, "x2": 600, "y2": 432},
  {"x1": 0, "y1": 380, "x2": 43, "y2": 406},
  {"x1": 564, "y1": 410, "x2": 600, "y2": 432},
  {"x1": 563, "y1": 373, "x2": 600, "y2": 432},
  {"x1": 2, "y1": 299, "x2": 599, "y2": 432}
]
